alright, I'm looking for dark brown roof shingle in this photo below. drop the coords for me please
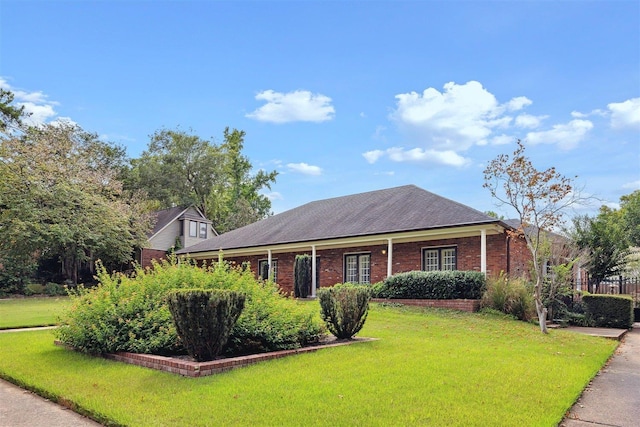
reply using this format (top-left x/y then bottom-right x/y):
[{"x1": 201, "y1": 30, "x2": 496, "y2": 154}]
[{"x1": 178, "y1": 185, "x2": 497, "y2": 253}]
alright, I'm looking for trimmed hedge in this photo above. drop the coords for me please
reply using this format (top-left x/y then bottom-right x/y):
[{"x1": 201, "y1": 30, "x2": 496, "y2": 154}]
[
  {"x1": 56, "y1": 259, "x2": 324, "y2": 356},
  {"x1": 582, "y1": 294, "x2": 634, "y2": 329},
  {"x1": 374, "y1": 270, "x2": 486, "y2": 300},
  {"x1": 167, "y1": 289, "x2": 245, "y2": 361}
]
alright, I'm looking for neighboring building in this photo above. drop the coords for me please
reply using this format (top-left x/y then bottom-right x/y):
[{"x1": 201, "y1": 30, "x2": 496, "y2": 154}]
[
  {"x1": 139, "y1": 206, "x2": 215, "y2": 268},
  {"x1": 177, "y1": 185, "x2": 531, "y2": 295}
]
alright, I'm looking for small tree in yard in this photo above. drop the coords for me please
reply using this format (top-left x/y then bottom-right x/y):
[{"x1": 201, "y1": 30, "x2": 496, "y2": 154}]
[
  {"x1": 483, "y1": 140, "x2": 585, "y2": 333},
  {"x1": 318, "y1": 283, "x2": 370, "y2": 339}
]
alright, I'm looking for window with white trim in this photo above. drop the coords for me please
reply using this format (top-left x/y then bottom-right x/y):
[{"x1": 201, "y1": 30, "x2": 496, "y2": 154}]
[
  {"x1": 344, "y1": 253, "x2": 371, "y2": 284},
  {"x1": 258, "y1": 259, "x2": 278, "y2": 282},
  {"x1": 422, "y1": 247, "x2": 457, "y2": 271},
  {"x1": 189, "y1": 220, "x2": 198, "y2": 237}
]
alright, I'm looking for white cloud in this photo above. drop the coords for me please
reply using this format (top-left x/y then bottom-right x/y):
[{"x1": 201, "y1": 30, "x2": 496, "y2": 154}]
[
  {"x1": 525, "y1": 119, "x2": 593, "y2": 150},
  {"x1": 608, "y1": 97, "x2": 640, "y2": 129},
  {"x1": 263, "y1": 191, "x2": 283, "y2": 201},
  {"x1": 515, "y1": 113, "x2": 547, "y2": 129},
  {"x1": 391, "y1": 81, "x2": 532, "y2": 149},
  {"x1": 366, "y1": 147, "x2": 470, "y2": 167},
  {"x1": 489, "y1": 134, "x2": 515, "y2": 145},
  {"x1": 246, "y1": 90, "x2": 335, "y2": 123},
  {"x1": 0, "y1": 77, "x2": 59, "y2": 125},
  {"x1": 286, "y1": 162, "x2": 323, "y2": 176},
  {"x1": 363, "y1": 149, "x2": 385, "y2": 164},
  {"x1": 506, "y1": 96, "x2": 533, "y2": 111},
  {"x1": 622, "y1": 180, "x2": 640, "y2": 190}
]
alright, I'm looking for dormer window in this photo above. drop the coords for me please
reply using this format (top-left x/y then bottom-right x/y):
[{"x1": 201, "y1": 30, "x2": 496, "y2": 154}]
[{"x1": 199, "y1": 222, "x2": 207, "y2": 239}]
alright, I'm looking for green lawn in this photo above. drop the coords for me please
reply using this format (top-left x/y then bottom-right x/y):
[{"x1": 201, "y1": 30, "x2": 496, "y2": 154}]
[
  {"x1": 0, "y1": 297, "x2": 69, "y2": 329},
  {"x1": 0, "y1": 304, "x2": 616, "y2": 426}
]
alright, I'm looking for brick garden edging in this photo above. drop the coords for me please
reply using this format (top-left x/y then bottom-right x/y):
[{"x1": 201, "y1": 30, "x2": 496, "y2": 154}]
[
  {"x1": 372, "y1": 298, "x2": 480, "y2": 312},
  {"x1": 57, "y1": 337, "x2": 376, "y2": 378}
]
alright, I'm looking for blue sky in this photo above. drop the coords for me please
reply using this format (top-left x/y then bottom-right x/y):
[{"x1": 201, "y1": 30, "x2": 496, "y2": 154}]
[{"x1": 1, "y1": 1, "x2": 638, "y2": 220}]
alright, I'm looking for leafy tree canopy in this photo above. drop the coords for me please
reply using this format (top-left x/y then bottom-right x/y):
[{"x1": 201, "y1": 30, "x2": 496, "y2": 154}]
[
  {"x1": 126, "y1": 127, "x2": 277, "y2": 233},
  {"x1": 0, "y1": 121, "x2": 153, "y2": 285}
]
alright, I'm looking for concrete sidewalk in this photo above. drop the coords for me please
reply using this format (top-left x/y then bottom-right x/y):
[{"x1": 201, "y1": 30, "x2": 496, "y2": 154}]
[
  {"x1": 0, "y1": 379, "x2": 101, "y2": 427},
  {"x1": 561, "y1": 323, "x2": 640, "y2": 427}
]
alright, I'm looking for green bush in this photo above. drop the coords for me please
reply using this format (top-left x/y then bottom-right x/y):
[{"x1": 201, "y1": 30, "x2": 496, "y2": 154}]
[
  {"x1": 167, "y1": 289, "x2": 245, "y2": 361},
  {"x1": 44, "y1": 282, "x2": 67, "y2": 296},
  {"x1": 24, "y1": 283, "x2": 45, "y2": 296},
  {"x1": 318, "y1": 283, "x2": 370, "y2": 339},
  {"x1": 582, "y1": 294, "x2": 634, "y2": 329},
  {"x1": 481, "y1": 273, "x2": 535, "y2": 322},
  {"x1": 55, "y1": 259, "x2": 324, "y2": 356},
  {"x1": 375, "y1": 270, "x2": 485, "y2": 300}
]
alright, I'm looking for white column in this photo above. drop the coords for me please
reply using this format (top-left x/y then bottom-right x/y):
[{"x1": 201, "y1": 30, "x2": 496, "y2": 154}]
[
  {"x1": 311, "y1": 245, "x2": 317, "y2": 297},
  {"x1": 387, "y1": 238, "x2": 393, "y2": 278},
  {"x1": 267, "y1": 249, "x2": 273, "y2": 281},
  {"x1": 480, "y1": 229, "x2": 487, "y2": 275}
]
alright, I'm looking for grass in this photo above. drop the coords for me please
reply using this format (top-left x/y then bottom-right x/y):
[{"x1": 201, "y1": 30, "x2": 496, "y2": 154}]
[
  {"x1": 0, "y1": 304, "x2": 617, "y2": 426},
  {"x1": 0, "y1": 296, "x2": 69, "y2": 329}
]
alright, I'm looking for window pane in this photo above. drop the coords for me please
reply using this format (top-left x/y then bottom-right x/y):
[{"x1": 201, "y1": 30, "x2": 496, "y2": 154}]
[
  {"x1": 346, "y1": 255, "x2": 358, "y2": 283},
  {"x1": 359, "y1": 254, "x2": 370, "y2": 284},
  {"x1": 189, "y1": 221, "x2": 198, "y2": 237},
  {"x1": 442, "y1": 248, "x2": 457, "y2": 271},
  {"x1": 424, "y1": 249, "x2": 439, "y2": 271},
  {"x1": 199, "y1": 222, "x2": 207, "y2": 238},
  {"x1": 272, "y1": 260, "x2": 278, "y2": 283}
]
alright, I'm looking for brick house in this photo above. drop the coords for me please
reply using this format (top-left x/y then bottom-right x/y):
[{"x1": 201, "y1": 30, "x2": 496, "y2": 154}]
[
  {"x1": 139, "y1": 206, "x2": 215, "y2": 268},
  {"x1": 177, "y1": 185, "x2": 531, "y2": 295}
]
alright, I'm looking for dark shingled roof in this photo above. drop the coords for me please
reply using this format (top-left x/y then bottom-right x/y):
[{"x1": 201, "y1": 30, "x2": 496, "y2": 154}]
[
  {"x1": 179, "y1": 185, "x2": 498, "y2": 254},
  {"x1": 149, "y1": 206, "x2": 186, "y2": 237}
]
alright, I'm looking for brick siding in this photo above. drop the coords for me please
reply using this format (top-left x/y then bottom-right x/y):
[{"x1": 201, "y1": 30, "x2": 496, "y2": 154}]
[{"x1": 216, "y1": 233, "x2": 532, "y2": 294}]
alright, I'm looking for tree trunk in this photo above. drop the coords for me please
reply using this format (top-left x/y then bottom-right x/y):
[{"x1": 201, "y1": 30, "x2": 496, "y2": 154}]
[{"x1": 535, "y1": 294, "x2": 548, "y2": 334}]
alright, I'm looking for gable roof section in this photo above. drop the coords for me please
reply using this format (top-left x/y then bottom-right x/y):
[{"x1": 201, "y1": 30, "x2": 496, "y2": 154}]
[
  {"x1": 178, "y1": 185, "x2": 499, "y2": 254},
  {"x1": 149, "y1": 206, "x2": 214, "y2": 240}
]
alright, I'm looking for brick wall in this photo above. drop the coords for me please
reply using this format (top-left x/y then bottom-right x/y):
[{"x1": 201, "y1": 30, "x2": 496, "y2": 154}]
[
  {"x1": 215, "y1": 233, "x2": 533, "y2": 294},
  {"x1": 371, "y1": 298, "x2": 481, "y2": 312},
  {"x1": 140, "y1": 248, "x2": 168, "y2": 269}
]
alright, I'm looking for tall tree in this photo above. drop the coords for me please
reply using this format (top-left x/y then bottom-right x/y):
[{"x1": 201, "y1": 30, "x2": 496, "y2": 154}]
[
  {"x1": 572, "y1": 208, "x2": 630, "y2": 287},
  {"x1": 127, "y1": 127, "x2": 277, "y2": 233},
  {"x1": 0, "y1": 88, "x2": 27, "y2": 132},
  {"x1": 483, "y1": 140, "x2": 583, "y2": 333},
  {"x1": 620, "y1": 190, "x2": 640, "y2": 247},
  {"x1": 0, "y1": 122, "x2": 152, "y2": 285}
]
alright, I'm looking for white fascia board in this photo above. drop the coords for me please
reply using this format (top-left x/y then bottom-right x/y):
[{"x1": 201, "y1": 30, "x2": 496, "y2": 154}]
[{"x1": 183, "y1": 223, "x2": 504, "y2": 260}]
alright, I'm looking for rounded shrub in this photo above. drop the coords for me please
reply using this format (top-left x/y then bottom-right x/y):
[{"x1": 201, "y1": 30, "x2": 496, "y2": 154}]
[
  {"x1": 167, "y1": 289, "x2": 245, "y2": 361},
  {"x1": 318, "y1": 283, "x2": 370, "y2": 339}
]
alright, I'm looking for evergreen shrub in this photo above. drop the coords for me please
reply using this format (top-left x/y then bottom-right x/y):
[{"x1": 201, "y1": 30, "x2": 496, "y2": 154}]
[
  {"x1": 318, "y1": 283, "x2": 370, "y2": 339},
  {"x1": 294, "y1": 255, "x2": 312, "y2": 298},
  {"x1": 167, "y1": 289, "x2": 245, "y2": 361},
  {"x1": 582, "y1": 294, "x2": 634, "y2": 329},
  {"x1": 375, "y1": 270, "x2": 485, "y2": 300}
]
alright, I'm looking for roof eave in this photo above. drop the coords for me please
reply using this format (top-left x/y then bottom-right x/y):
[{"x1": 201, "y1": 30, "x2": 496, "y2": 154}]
[{"x1": 180, "y1": 221, "x2": 504, "y2": 259}]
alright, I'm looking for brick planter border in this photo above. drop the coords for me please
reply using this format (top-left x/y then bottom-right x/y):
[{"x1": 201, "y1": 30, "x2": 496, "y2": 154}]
[
  {"x1": 372, "y1": 298, "x2": 481, "y2": 312},
  {"x1": 57, "y1": 337, "x2": 376, "y2": 378}
]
